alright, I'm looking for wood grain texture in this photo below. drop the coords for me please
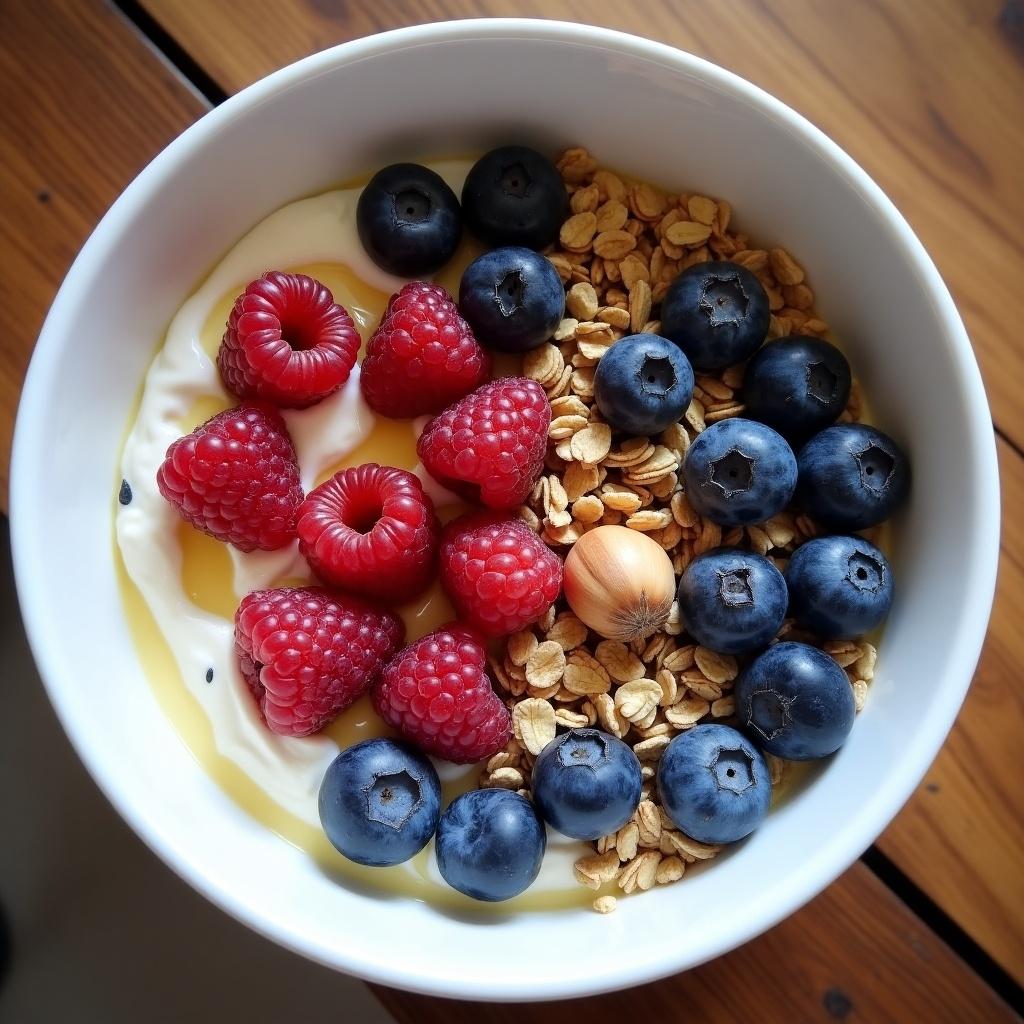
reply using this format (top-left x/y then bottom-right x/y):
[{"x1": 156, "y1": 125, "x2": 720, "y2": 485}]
[
  {"x1": 374, "y1": 861, "x2": 1018, "y2": 1023},
  {"x1": 0, "y1": 0, "x2": 207, "y2": 507},
  {"x1": 2, "y1": 0, "x2": 1021, "y2": 1015},
  {"x1": 876, "y1": 435, "x2": 1024, "y2": 984},
  {"x1": 139, "y1": 0, "x2": 1024, "y2": 446}
]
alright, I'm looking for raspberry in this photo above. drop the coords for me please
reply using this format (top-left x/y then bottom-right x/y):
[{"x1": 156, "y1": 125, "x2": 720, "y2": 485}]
[
  {"x1": 417, "y1": 377, "x2": 550, "y2": 509},
  {"x1": 235, "y1": 587, "x2": 404, "y2": 737},
  {"x1": 156, "y1": 403, "x2": 302, "y2": 552},
  {"x1": 360, "y1": 282, "x2": 490, "y2": 417},
  {"x1": 217, "y1": 271, "x2": 361, "y2": 408},
  {"x1": 439, "y1": 513, "x2": 563, "y2": 636},
  {"x1": 297, "y1": 463, "x2": 440, "y2": 602},
  {"x1": 372, "y1": 624, "x2": 512, "y2": 763}
]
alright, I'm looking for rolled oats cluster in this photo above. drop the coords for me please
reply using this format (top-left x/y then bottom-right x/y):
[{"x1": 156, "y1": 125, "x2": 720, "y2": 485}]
[{"x1": 480, "y1": 147, "x2": 879, "y2": 910}]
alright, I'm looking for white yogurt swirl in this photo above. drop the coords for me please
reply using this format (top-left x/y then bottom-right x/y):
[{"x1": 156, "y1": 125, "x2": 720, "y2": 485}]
[{"x1": 117, "y1": 160, "x2": 587, "y2": 893}]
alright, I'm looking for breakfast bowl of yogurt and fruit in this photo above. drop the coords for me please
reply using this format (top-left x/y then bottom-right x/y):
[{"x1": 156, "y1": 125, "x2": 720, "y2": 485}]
[{"x1": 11, "y1": 19, "x2": 998, "y2": 1001}]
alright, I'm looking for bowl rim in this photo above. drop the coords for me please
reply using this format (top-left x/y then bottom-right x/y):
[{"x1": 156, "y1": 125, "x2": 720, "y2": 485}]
[{"x1": 11, "y1": 17, "x2": 1000, "y2": 1000}]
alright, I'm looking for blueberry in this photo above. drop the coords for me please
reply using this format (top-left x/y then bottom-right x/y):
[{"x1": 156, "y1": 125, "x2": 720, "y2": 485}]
[
  {"x1": 677, "y1": 547, "x2": 788, "y2": 655},
  {"x1": 682, "y1": 418, "x2": 797, "y2": 526},
  {"x1": 743, "y1": 336, "x2": 851, "y2": 441},
  {"x1": 458, "y1": 246, "x2": 565, "y2": 352},
  {"x1": 593, "y1": 334, "x2": 695, "y2": 435},
  {"x1": 356, "y1": 163, "x2": 462, "y2": 277},
  {"x1": 786, "y1": 535, "x2": 894, "y2": 639},
  {"x1": 657, "y1": 724, "x2": 771, "y2": 844},
  {"x1": 661, "y1": 261, "x2": 770, "y2": 371},
  {"x1": 531, "y1": 728, "x2": 642, "y2": 840},
  {"x1": 735, "y1": 641, "x2": 856, "y2": 760},
  {"x1": 796, "y1": 423, "x2": 910, "y2": 530},
  {"x1": 318, "y1": 738, "x2": 441, "y2": 867},
  {"x1": 435, "y1": 788, "x2": 546, "y2": 901},
  {"x1": 461, "y1": 146, "x2": 568, "y2": 250}
]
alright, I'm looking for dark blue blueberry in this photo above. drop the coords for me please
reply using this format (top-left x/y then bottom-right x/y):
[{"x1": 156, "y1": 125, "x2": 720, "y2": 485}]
[
  {"x1": 458, "y1": 246, "x2": 565, "y2": 352},
  {"x1": 118, "y1": 479, "x2": 132, "y2": 505},
  {"x1": 461, "y1": 146, "x2": 568, "y2": 250},
  {"x1": 318, "y1": 738, "x2": 441, "y2": 867},
  {"x1": 532, "y1": 728, "x2": 643, "y2": 840},
  {"x1": 735, "y1": 641, "x2": 856, "y2": 760},
  {"x1": 682, "y1": 418, "x2": 797, "y2": 526},
  {"x1": 742, "y1": 336, "x2": 851, "y2": 441},
  {"x1": 786, "y1": 535, "x2": 894, "y2": 639},
  {"x1": 657, "y1": 724, "x2": 771, "y2": 844},
  {"x1": 796, "y1": 423, "x2": 910, "y2": 530},
  {"x1": 356, "y1": 163, "x2": 462, "y2": 277},
  {"x1": 594, "y1": 334, "x2": 695, "y2": 435},
  {"x1": 660, "y1": 261, "x2": 770, "y2": 372},
  {"x1": 435, "y1": 789, "x2": 546, "y2": 902},
  {"x1": 677, "y1": 548, "x2": 788, "y2": 655}
]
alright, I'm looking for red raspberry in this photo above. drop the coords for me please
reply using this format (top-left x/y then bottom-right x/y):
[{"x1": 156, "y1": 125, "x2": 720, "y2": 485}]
[
  {"x1": 156, "y1": 402, "x2": 302, "y2": 552},
  {"x1": 296, "y1": 463, "x2": 440, "y2": 601},
  {"x1": 217, "y1": 271, "x2": 361, "y2": 408},
  {"x1": 372, "y1": 624, "x2": 512, "y2": 763},
  {"x1": 235, "y1": 587, "x2": 404, "y2": 737},
  {"x1": 360, "y1": 282, "x2": 490, "y2": 418},
  {"x1": 417, "y1": 377, "x2": 551, "y2": 509},
  {"x1": 439, "y1": 513, "x2": 563, "y2": 636}
]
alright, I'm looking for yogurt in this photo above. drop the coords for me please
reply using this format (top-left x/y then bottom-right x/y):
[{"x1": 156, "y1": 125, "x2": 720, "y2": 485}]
[{"x1": 116, "y1": 160, "x2": 592, "y2": 907}]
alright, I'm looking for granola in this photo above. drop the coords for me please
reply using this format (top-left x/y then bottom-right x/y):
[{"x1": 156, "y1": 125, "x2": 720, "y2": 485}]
[{"x1": 479, "y1": 149, "x2": 882, "y2": 910}]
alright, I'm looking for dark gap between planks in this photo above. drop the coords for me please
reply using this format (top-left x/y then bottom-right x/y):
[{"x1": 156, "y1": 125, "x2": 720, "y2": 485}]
[
  {"x1": 862, "y1": 847, "x2": 1023, "y2": 1013},
  {"x1": 109, "y1": 0, "x2": 228, "y2": 105}
]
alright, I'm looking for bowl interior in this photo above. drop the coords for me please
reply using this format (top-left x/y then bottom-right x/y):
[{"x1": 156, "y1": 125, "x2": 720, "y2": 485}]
[{"x1": 11, "y1": 20, "x2": 998, "y2": 1000}]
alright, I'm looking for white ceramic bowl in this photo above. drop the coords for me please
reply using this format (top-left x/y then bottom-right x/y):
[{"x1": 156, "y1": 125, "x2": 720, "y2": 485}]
[{"x1": 12, "y1": 19, "x2": 999, "y2": 1001}]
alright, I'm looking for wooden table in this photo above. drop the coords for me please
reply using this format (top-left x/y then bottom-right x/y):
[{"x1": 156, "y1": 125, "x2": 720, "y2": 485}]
[{"x1": 2, "y1": 1, "x2": 1021, "y2": 1018}]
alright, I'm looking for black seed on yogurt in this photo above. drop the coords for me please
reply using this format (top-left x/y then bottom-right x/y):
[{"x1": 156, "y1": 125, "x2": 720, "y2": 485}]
[
  {"x1": 205, "y1": 668, "x2": 214, "y2": 684},
  {"x1": 118, "y1": 479, "x2": 132, "y2": 506}
]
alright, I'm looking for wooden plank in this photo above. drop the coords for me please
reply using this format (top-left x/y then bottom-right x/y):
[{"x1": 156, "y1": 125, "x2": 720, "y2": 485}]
[
  {"x1": 0, "y1": 0, "x2": 208, "y2": 508},
  {"x1": 373, "y1": 860, "x2": 1018, "y2": 1023},
  {"x1": 876, "y1": 435, "x2": 1024, "y2": 984},
  {"x1": 3, "y1": 0, "x2": 1018, "y2": 1012},
  {"x1": 138, "y1": 0, "x2": 1024, "y2": 447}
]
